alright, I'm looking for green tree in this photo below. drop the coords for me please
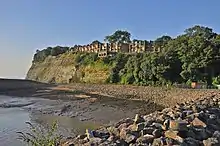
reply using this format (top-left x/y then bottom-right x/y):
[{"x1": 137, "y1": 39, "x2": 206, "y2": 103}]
[
  {"x1": 177, "y1": 25, "x2": 217, "y2": 82},
  {"x1": 153, "y1": 35, "x2": 172, "y2": 51},
  {"x1": 104, "y1": 30, "x2": 131, "y2": 43}
]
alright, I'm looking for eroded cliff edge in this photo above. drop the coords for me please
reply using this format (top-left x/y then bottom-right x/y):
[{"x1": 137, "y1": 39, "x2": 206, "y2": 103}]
[{"x1": 26, "y1": 52, "x2": 110, "y2": 84}]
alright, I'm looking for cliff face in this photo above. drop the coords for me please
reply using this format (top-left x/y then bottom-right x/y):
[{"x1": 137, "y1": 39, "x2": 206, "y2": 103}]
[{"x1": 26, "y1": 53, "x2": 110, "y2": 84}]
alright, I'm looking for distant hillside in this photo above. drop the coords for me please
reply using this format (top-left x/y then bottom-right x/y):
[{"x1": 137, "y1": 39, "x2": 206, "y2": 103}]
[{"x1": 26, "y1": 25, "x2": 220, "y2": 86}]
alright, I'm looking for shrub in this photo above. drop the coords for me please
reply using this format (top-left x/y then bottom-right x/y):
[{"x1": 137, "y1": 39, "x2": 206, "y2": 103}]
[
  {"x1": 212, "y1": 75, "x2": 220, "y2": 85},
  {"x1": 17, "y1": 121, "x2": 62, "y2": 146}
]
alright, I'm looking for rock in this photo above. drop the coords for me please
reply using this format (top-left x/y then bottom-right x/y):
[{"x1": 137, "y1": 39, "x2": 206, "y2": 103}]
[
  {"x1": 152, "y1": 129, "x2": 162, "y2": 138},
  {"x1": 166, "y1": 138, "x2": 181, "y2": 145},
  {"x1": 135, "y1": 123, "x2": 145, "y2": 131},
  {"x1": 193, "y1": 127, "x2": 209, "y2": 141},
  {"x1": 192, "y1": 105, "x2": 198, "y2": 113},
  {"x1": 107, "y1": 126, "x2": 119, "y2": 136},
  {"x1": 213, "y1": 131, "x2": 220, "y2": 140},
  {"x1": 156, "y1": 114, "x2": 165, "y2": 123},
  {"x1": 86, "y1": 129, "x2": 94, "y2": 139},
  {"x1": 169, "y1": 120, "x2": 188, "y2": 131},
  {"x1": 116, "y1": 118, "x2": 134, "y2": 128},
  {"x1": 136, "y1": 134, "x2": 154, "y2": 144},
  {"x1": 165, "y1": 130, "x2": 183, "y2": 143},
  {"x1": 183, "y1": 110, "x2": 194, "y2": 117},
  {"x1": 162, "y1": 108, "x2": 173, "y2": 114},
  {"x1": 125, "y1": 134, "x2": 137, "y2": 144},
  {"x1": 134, "y1": 114, "x2": 145, "y2": 124},
  {"x1": 163, "y1": 119, "x2": 170, "y2": 130},
  {"x1": 181, "y1": 137, "x2": 201, "y2": 146},
  {"x1": 209, "y1": 114, "x2": 217, "y2": 120},
  {"x1": 141, "y1": 127, "x2": 154, "y2": 135},
  {"x1": 191, "y1": 117, "x2": 206, "y2": 128},
  {"x1": 89, "y1": 137, "x2": 103, "y2": 145},
  {"x1": 185, "y1": 129, "x2": 196, "y2": 139},
  {"x1": 143, "y1": 116, "x2": 155, "y2": 126},
  {"x1": 93, "y1": 130, "x2": 110, "y2": 139},
  {"x1": 152, "y1": 137, "x2": 165, "y2": 146},
  {"x1": 151, "y1": 123, "x2": 163, "y2": 130},
  {"x1": 203, "y1": 137, "x2": 220, "y2": 146},
  {"x1": 120, "y1": 128, "x2": 130, "y2": 140},
  {"x1": 118, "y1": 123, "x2": 129, "y2": 131},
  {"x1": 167, "y1": 111, "x2": 176, "y2": 119},
  {"x1": 107, "y1": 135, "x2": 115, "y2": 142},
  {"x1": 76, "y1": 134, "x2": 86, "y2": 139},
  {"x1": 115, "y1": 139, "x2": 128, "y2": 145},
  {"x1": 127, "y1": 124, "x2": 136, "y2": 132}
]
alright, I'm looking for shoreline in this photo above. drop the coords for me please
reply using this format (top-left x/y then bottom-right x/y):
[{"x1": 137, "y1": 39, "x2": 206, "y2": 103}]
[
  {"x1": 1, "y1": 79, "x2": 220, "y2": 145},
  {"x1": 0, "y1": 79, "x2": 219, "y2": 107}
]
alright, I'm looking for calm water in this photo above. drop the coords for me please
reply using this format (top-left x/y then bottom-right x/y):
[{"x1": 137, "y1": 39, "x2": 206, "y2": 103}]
[
  {"x1": 0, "y1": 107, "x2": 28, "y2": 146},
  {"x1": 0, "y1": 96, "x2": 99, "y2": 146}
]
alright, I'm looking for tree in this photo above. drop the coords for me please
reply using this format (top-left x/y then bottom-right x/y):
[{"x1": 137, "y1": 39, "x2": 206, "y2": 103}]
[
  {"x1": 176, "y1": 25, "x2": 217, "y2": 82},
  {"x1": 153, "y1": 35, "x2": 172, "y2": 51},
  {"x1": 92, "y1": 40, "x2": 101, "y2": 44},
  {"x1": 184, "y1": 25, "x2": 216, "y2": 40},
  {"x1": 104, "y1": 30, "x2": 131, "y2": 43}
]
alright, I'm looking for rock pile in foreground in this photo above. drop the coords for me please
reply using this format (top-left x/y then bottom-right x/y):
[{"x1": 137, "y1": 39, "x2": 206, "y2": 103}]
[{"x1": 63, "y1": 93, "x2": 220, "y2": 146}]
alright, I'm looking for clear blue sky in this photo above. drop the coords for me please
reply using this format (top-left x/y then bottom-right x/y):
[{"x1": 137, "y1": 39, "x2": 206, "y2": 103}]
[{"x1": 0, "y1": 0, "x2": 219, "y2": 79}]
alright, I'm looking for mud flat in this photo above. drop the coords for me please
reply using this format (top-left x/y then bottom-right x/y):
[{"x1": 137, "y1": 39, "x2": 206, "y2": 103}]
[{"x1": 1, "y1": 79, "x2": 220, "y2": 145}]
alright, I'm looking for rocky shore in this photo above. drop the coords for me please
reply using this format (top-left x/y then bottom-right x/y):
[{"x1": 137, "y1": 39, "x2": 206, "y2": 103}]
[
  {"x1": 1, "y1": 79, "x2": 220, "y2": 145},
  {"x1": 63, "y1": 93, "x2": 220, "y2": 146}
]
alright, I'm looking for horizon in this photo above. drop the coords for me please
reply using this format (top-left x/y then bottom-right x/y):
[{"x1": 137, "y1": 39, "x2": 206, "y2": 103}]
[{"x1": 0, "y1": 0, "x2": 220, "y2": 79}]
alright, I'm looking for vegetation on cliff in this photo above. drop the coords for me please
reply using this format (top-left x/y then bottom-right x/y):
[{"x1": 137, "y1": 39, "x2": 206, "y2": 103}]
[{"x1": 28, "y1": 25, "x2": 220, "y2": 86}]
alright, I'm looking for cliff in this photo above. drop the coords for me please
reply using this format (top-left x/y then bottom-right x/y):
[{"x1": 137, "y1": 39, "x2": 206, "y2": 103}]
[{"x1": 26, "y1": 52, "x2": 110, "y2": 84}]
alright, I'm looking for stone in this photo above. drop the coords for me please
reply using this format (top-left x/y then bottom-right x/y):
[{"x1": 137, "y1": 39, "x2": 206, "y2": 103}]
[
  {"x1": 125, "y1": 134, "x2": 137, "y2": 144},
  {"x1": 151, "y1": 122, "x2": 163, "y2": 130},
  {"x1": 118, "y1": 123, "x2": 129, "y2": 131},
  {"x1": 88, "y1": 137, "x2": 103, "y2": 145},
  {"x1": 191, "y1": 117, "x2": 206, "y2": 128},
  {"x1": 107, "y1": 126, "x2": 119, "y2": 136},
  {"x1": 152, "y1": 137, "x2": 165, "y2": 146},
  {"x1": 135, "y1": 123, "x2": 145, "y2": 131},
  {"x1": 162, "y1": 108, "x2": 173, "y2": 114},
  {"x1": 85, "y1": 129, "x2": 94, "y2": 139},
  {"x1": 136, "y1": 134, "x2": 154, "y2": 144},
  {"x1": 213, "y1": 131, "x2": 220, "y2": 140},
  {"x1": 115, "y1": 139, "x2": 128, "y2": 145},
  {"x1": 143, "y1": 117, "x2": 155, "y2": 126},
  {"x1": 134, "y1": 114, "x2": 145, "y2": 124},
  {"x1": 193, "y1": 127, "x2": 209, "y2": 140},
  {"x1": 152, "y1": 129, "x2": 162, "y2": 138},
  {"x1": 169, "y1": 120, "x2": 188, "y2": 131},
  {"x1": 141, "y1": 127, "x2": 154, "y2": 135},
  {"x1": 93, "y1": 130, "x2": 110, "y2": 139},
  {"x1": 186, "y1": 129, "x2": 196, "y2": 139},
  {"x1": 116, "y1": 118, "x2": 134, "y2": 128},
  {"x1": 107, "y1": 135, "x2": 115, "y2": 142},
  {"x1": 166, "y1": 138, "x2": 180, "y2": 145},
  {"x1": 192, "y1": 105, "x2": 198, "y2": 113},
  {"x1": 209, "y1": 114, "x2": 218, "y2": 120},
  {"x1": 165, "y1": 130, "x2": 183, "y2": 143},
  {"x1": 203, "y1": 137, "x2": 220, "y2": 146},
  {"x1": 163, "y1": 119, "x2": 170, "y2": 130},
  {"x1": 167, "y1": 111, "x2": 176, "y2": 119},
  {"x1": 180, "y1": 137, "x2": 201, "y2": 146},
  {"x1": 183, "y1": 110, "x2": 194, "y2": 117},
  {"x1": 156, "y1": 114, "x2": 165, "y2": 123},
  {"x1": 120, "y1": 128, "x2": 130, "y2": 140},
  {"x1": 76, "y1": 134, "x2": 86, "y2": 139}
]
